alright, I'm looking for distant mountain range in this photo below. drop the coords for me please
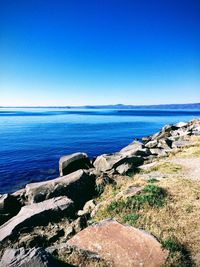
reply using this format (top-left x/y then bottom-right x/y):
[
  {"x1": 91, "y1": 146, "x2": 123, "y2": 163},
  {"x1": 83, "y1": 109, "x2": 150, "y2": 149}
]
[
  {"x1": 1, "y1": 103, "x2": 200, "y2": 109},
  {"x1": 71, "y1": 103, "x2": 200, "y2": 109}
]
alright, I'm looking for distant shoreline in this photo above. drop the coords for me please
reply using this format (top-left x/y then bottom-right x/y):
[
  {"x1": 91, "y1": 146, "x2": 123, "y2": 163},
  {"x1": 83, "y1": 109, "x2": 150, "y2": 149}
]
[{"x1": 1, "y1": 102, "x2": 200, "y2": 109}]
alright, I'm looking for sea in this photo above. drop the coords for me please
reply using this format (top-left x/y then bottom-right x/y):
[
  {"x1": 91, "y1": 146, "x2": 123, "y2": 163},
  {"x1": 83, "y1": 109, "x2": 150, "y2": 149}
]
[{"x1": 0, "y1": 107, "x2": 200, "y2": 194}]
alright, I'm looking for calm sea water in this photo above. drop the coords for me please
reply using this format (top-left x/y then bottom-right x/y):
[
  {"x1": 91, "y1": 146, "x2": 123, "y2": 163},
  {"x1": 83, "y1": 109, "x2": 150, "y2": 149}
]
[{"x1": 0, "y1": 107, "x2": 200, "y2": 194}]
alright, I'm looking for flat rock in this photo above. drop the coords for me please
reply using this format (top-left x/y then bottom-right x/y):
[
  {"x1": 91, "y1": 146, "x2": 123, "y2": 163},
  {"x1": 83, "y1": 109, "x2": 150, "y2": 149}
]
[
  {"x1": 115, "y1": 186, "x2": 142, "y2": 200},
  {"x1": 0, "y1": 247, "x2": 61, "y2": 267},
  {"x1": 67, "y1": 219, "x2": 167, "y2": 267},
  {"x1": 59, "y1": 152, "x2": 92, "y2": 176},
  {"x1": 25, "y1": 169, "x2": 96, "y2": 207},
  {"x1": 0, "y1": 196, "x2": 73, "y2": 242}
]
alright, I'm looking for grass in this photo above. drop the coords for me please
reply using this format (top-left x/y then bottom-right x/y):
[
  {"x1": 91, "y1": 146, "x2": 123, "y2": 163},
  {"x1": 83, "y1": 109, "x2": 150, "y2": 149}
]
[
  {"x1": 94, "y1": 182, "x2": 166, "y2": 228},
  {"x1": 162, "y1": 238, "x2": 194, "y2": 267},
  {"x1": 148, "y1": 178, "x2": 159, "y2": 183},
  {"x1": 149, "y1": 161, "x2": 182, "y2": 174},
  {"x1": 93, "y1": 136, "x2": 200, "y2": 266},
  {"x1": 170, "y1": 136, "x2": 200, "y2": 158}
]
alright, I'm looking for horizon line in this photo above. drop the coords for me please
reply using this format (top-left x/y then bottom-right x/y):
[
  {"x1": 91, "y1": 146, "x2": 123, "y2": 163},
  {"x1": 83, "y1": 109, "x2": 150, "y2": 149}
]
[{"x1": 0, "y1": 102, "x2": 200, "y2": 108}]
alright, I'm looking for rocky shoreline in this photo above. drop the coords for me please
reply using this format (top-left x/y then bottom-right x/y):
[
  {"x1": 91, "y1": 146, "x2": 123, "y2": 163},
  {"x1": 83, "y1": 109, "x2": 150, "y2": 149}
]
[{"x1": 0, "y1": 118, "x2": 200, "y2": 266}]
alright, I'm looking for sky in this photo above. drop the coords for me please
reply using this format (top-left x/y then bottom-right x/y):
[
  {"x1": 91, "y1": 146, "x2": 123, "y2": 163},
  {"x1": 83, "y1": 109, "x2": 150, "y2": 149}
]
[{"x1": 0, "y1": 0, "x2": 200, "y2": 106}]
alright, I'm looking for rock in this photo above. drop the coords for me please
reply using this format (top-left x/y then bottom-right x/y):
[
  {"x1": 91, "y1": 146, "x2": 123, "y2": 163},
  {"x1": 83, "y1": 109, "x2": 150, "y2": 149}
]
[
  {"x1": 145, "y1": 140, "x2": 158, "y2": 148},
  {"x1": 162, "y1": 124, "x2": 178, "y2": 132},
  {"x1": 120, "y1": 140, "x2": 143, "y2": 153},
  {"x1": 171, "y1": 140, "x2": 191, "y2": 148},
  {"x1": 120, "y1": 141, "x2": 151, "y2": 157},
  {"x1": 192, "y1": 125, "x2": 200, "y2": 135},
  {"x1": 150, "y1": 148, "x2": 167, "y2": 156},
  {"x1": 25, "y1": 169, "x2": 96, "y2": 208},
  {"x1": 116, "y1": 163, "x2": 132, "y2": 174},
  {"x1": 66, "y1": 219, "x2": 167, "y2": 267},
  {"x1": 0, "y1": 196, "x2": 74, "y2": 242},
  {"x1": 157, "y1": 138, "x2": 172, "y2": 150},
  {"x1": 0, "y1": 194, "x2": 21, "y2": 225},
  {"x1": 0, "y1": 247, "x2": 61, "y2": 267},
  {"x1": 93, "y1": 153, "x2": 143, "y2": 174},
  {"x1": 77, "y1": 199, "x2": 96, "y2": 216},
  {"x1": 115, "y1": 186, "x2": 142, "y2": 200},
  {"x1": 0, "y1": 194, "x2": 21, "y2": 214},
  {"x1": 137, "y1": 161, "x2": 159, "y2": 171},
  {"x1": 59, "y1": 152, "x2": 92, "y2": 176},
  {"x1": 175, "y1": 121, "x2": 188, "y2": 128}
]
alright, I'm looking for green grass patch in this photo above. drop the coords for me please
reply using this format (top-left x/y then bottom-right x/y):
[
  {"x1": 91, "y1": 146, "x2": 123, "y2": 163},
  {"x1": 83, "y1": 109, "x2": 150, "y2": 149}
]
[
  {"x1": 123, "y1": 213, "x2": 140, "y2": 226},
  {"x1": 148, "y1": 178, "x2": 158, "y2": 183},
  {"x1": 107, "y1": 184, "x2": 166, "y2": 215},
  {"x1": 162, "y1": 238, "x2": 194, "y2": 267}
]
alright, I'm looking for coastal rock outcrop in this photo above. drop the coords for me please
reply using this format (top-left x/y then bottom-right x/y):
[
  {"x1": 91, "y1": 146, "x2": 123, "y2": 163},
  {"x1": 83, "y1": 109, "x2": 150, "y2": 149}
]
[
  {"x1": 66, "y1": 219, "x2": 167, "y2": 267},
  {"x1": 0, "y1": 247, "x2": 61, "y2": 267},
  {"x1": 1, "y1": 117, "x2": 200, "y2": 266},
  {"x1": 0, "y1": 196, "x2": 74, "y2": 242},
  {"x1": 25, "y1": 169, "x2": 96, "y2": 208},
  {"x1": 59, "y1": 152, "x2": 92, "y2": 176}
]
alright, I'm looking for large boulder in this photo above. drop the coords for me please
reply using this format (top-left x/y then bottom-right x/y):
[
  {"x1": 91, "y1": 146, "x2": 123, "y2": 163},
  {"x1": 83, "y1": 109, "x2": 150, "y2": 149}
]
[
  {"x1": 25, "y1": 169, "x2": 96, "y2": 207},
  {"x1": 0, "y1": 247, "x2": 61, "y2": 267},
  {"x1": 59, "y1": 152, "x2": 92, "y2": 176},
  {"x1": 120, "y1": 141, "x2": 150, "y2": 157},
  {"x1": 0, "y1": 196, "x2": 74, "y2": 242},
  {"x1": 93, "y1": 152, "x2": 143, "y2": 174},
  {"x1": 66, "y1": 219, "x2": 167, "y2": 267}
]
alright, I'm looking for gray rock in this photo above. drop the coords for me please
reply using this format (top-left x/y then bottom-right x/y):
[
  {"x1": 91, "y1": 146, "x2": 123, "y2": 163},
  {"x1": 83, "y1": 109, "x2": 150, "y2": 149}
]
[
  {"x1": 145, "y1": 140, "x2": 158, "y2": 148},
  {"x1": 25, "y1": 169, "x2": 96, "y2": 207},
  {"x1": 115, "y1": 163, "x2": 132, "y2": 174},
  {"x1": 150, "y1": 148, "x2": 167, "y2": 156},
  {"x1": 93, "y1": 152, "x2": 143, "y2": 174},
  {"x1": 192, "y1": 125, "x2": 200, "y2": 135},
  {"x1": 77, "y1": 199, "x2": 96, "y2": 216},
  {"x1": 59, "y1": 152, "x2": 92, "y2": 176},
  {"x1": 0, "y1": 247, "x2": 60, "y2": 267},
  {"x1": 0, "y1": 196, "x2": 74, "y2": 242},
  {"x1": 171, "y1": 140, "x2": 191, "y2": 148},
  {"x1": 162, "y1": 124, "x2": 178, "y2": 132},
  {"x1": 115, "y1": 186, "x2": 142, "y2": 200},
  {"x1": 175, "y1": 121, "x2": 188, "y2": 128},
  {"x1": 157, "y1": 138, "x2": 172, "y2": 150},
  {"x1": 120, "y1": 140, "x2": 144, "y2": 153}
]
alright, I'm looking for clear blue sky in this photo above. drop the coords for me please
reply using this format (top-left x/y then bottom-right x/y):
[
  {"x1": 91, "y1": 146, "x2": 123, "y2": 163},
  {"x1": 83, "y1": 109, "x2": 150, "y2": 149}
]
[{"x1": 0, "y1": 0, "x2": 199, "y2": 106}]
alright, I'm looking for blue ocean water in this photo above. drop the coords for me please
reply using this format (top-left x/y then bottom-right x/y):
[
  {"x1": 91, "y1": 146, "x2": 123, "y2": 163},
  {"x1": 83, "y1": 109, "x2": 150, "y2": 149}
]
[{"x1": 0, "y1": 107, "x2": 200, "y2": 194}]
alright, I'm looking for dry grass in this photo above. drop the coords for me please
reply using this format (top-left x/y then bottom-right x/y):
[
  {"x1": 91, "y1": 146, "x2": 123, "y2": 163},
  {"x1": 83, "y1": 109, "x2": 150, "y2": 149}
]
[
  {"x1": 170, "y1": 136, "x2": 200, "y2": 158},
  {"x1": 93, "y1": 137, "x2": 200, "y2": 266},
  {"x1": 148, "y1": 161, "x2": 183, "y2": 174}
]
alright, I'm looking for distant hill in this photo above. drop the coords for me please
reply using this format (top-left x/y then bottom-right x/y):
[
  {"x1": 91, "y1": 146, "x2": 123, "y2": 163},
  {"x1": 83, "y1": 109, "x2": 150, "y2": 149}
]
[
  {"x1": 1, "y1": 103, "x2": 200, "y2": 109},
  {"x1": 68, "y1": 103, "x2": 200, "y2": 110}
]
